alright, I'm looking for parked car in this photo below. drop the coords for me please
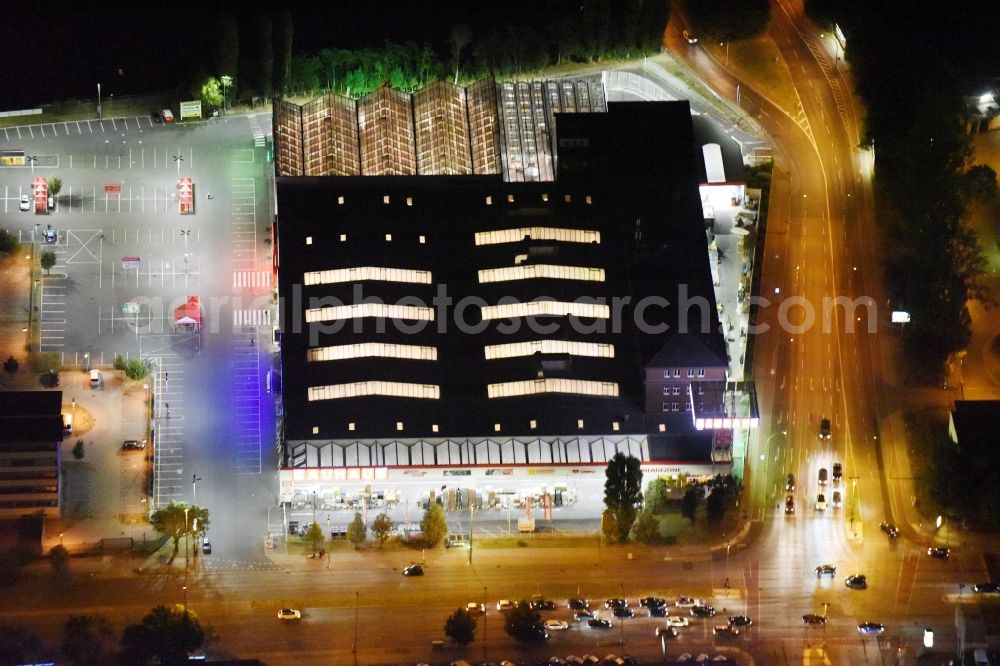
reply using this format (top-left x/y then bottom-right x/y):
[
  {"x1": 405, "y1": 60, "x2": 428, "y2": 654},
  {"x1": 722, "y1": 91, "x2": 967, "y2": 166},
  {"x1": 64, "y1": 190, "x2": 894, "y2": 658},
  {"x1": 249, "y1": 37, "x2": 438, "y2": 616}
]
[
  {"x1": 690, "y1": 604, "x2": 716, "y2": 617},
  {"x1": 604, "y1": 598, "x2": 628, "y2": 609},
  {"x1": 665, "y1": 616, "x2": 690, "y2": 628},
  {"x1": 857, "y1": 622, "x2": 885, "y2": 635},
  {"x1": 277, "y1": 608, "x2": 301, "y2": 621},
  {"x1": 675, "y1": 596, "x2": 697, "y2": 608},
  {"x1": 530, "y1": 599, "x2": 557, "y2": 611},
  {"x1": 712, "y1": 625, "x2": 739, "y2": 637},
  {"x1": 544, "y1": 619, "x2": 569, "y2": 631},
  {"x1": 121, "y1": 439, "x2": 146, "y2": 451},
  {"x1": 466, "y1": 602, "x2": 486, "y2": 615},
  {"x1": 574, "y1": 609, "x2": 596, "y2": 621},
  {"x1": 201, "y1": 537, "x2": 211, "y2": 554},
  {"x1": 927, "y1": 547, "x2": 950, "y2": 559},
  {"x1": 647, "y1": 605, "x2": 669, "y2": 618},
  {"x1": 497, "y1": 599, "x2": 515, "y2": 612},
  {"x1": 588, "y1": 618, "x2": 613, "y2": 629},
  {"x1": 402, "y1": 564, "x2": 424, "y2": 576},
  {"x1": 19, "y1": 194, "x2": 30, "y2": 211},
  {"x1": 568, "y1": 598, "x2": 590, "y2": 610},
  {"x1": 639, "y1": 597, "x2": 666, "y2": 608},
  {"x1": 161, "y1": 109, "x2": 174, "y2": 123},
  {"x1": 973, "y1": 582, "x2": 999, "y2": 593},
  {"x1": 728, "y1": 616, "x2": 752, "y2": 627},
  {"x1": 802, "y1": 614, "x2": 827, "y2": 625},
  {"x1": 815, "y1": 564, "x2": 837, "y2": 577},
  {"x1": 612, "y1": 606, "x2": 635, "y2": 618},
  {"x1": 845, "y1": 574, "x2": 868, "y2": 590},
  {"x1": 655, "y1": 625, "x2": 679, "y2": 638},
  {"x1": 89, "y1": 369, "x2": 103, "y2": 388}
]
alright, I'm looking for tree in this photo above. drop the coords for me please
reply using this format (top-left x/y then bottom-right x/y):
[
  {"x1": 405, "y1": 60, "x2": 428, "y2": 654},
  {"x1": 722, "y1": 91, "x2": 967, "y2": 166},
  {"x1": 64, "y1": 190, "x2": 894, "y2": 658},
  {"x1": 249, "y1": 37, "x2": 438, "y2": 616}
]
[
  {"x1": 113, "y1": 354, "x2": 126, "y2": 371},
  {"x1": 150, "y1": 502, "x2": 208, "y2": 563},
  {"x1": 49, "y1": 544, "x2": 70, "y2": 577},
  {"x1": 40, "y1": 250, "x2": 56, "y2": 275},
  {"x1": 681, "y1": 486, "x2": 702, "y2": 524},
  {"x1": 449, "y1": 24, "x2": 473, "y2": 84},
  {"x1": 124, "y1": 359, "x2": 148, "y2": 381},
  {"x1": 371, "y1": 512, "x2": 393, "y2": 548},
  {"x1": 199, "y1": 77, "x2": 223, "y2": 110},
  {"x1": 688, "y1": 0, "x2": 772, "y2": 41},
  {"x1": 305, "y1": 521, "x2": 325, "y2": 554},
  {"x1": 603, "y1": 452, "x2": 643, "y2": 543},
  {"x1": 347, "y1": 511, "x2": 367, "y2": 549},
  {"x1": 600, "y1": 507, "x2": 619, "y2": 543},
  {"x1": 0, "y1": 229, "x2": 18, "y2": 255},
  {"x1": 444, "y1": 607, "x2": 476, "y2": 645},
  {"x1": 504, "y1": 600, "x2": 544, "y2": 642},
  {"x1": 643, "y1": 477, "x2": 667, "y2": 513},
  {"x1": 118, "y1": 605, "x2": 205, "y2": 666},
  {"x1": 420, "y1": 502, "x2": 448, "y2": 547},
  {"x1": 62, "y1": 614, "x2": 115, "y2": 666},
  {"x1": 962, "y1": 164, "x2": 998, "y2": 202},
  {"x1": 272, "y1": 9, "x2": 294, "y2": 96},
  {"x1": 633, "y1": 508, "x2": 660, "y2": 543},
  {"x1": 72, "y1": 439, "x2": 85, "y2": 460},
  {"x1": 48, "y1": 176, "x2": 62, "y2": 197},
  {"x1": 214, "y1": 14, "x2": 239, "y2": 85},
  {"x1": 705, "y1": 474, "x2": 741, "y2": 525},
  {"x1": 3, "y1": 355, "x2": 18, "y2": 375}
]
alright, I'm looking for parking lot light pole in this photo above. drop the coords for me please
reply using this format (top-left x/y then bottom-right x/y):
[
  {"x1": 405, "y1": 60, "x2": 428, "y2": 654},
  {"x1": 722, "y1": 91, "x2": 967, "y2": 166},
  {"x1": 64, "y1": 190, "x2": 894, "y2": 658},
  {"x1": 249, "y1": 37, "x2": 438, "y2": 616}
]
[
  {"x1": 192, "y1": 475, "x2": 202, "y2": 504},
  {"x1": 483, "y1": 585, "x2": 488, "y2": 662}
]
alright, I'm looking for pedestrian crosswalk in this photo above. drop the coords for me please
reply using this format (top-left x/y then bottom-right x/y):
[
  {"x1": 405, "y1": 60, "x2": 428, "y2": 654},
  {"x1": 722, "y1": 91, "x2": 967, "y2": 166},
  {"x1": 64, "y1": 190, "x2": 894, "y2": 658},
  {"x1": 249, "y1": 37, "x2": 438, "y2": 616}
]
[
  {"x1": 233, "y1": 271, "x2": 272, "y2": 288},
  {"x1": 233, "y1": 309, "x2": 272, "y2": 327},
  {"x1": 248, "y1": 115, "x2": 266, "y2": 147}
]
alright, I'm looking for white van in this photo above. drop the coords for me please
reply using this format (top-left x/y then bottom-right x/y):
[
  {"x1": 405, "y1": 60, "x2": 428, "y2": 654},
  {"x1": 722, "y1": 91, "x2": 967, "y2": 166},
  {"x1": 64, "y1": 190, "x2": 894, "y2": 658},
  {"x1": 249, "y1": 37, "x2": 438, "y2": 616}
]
[
  {"x1": 89, "y1": 369, "x2": 103, "y2": 388},
  {"x1": 62, "y1": 412, "x2": 73, "y2": 434},
  {"x1": 974, "y1": 648, "x2": 990, "y2": 666}
]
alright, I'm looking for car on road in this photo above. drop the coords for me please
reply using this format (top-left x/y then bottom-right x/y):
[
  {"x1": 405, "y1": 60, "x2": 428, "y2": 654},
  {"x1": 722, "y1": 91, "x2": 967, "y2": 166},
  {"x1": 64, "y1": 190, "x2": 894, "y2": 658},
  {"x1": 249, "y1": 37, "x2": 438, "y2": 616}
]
[
  {"x1": 201, "y1": 537, "x2": 211, "y2": 554},
  {"x1": 466, "y1": 602, "x2": 486, "y2": 615},
  {"x1": 655, "y1": 625, "x2": 679, "y2": 638},
  {"x1": 604, "y1": 598, "x2": 628, "y2": 609},
  {"x1": 544, "y1": 619, "x2": 569, "y2": 631},
  {"x1": 816, "y1": 493, "x2": 826, "y2": 511},
  {"x1": 588, "y1": 618, "x2": 613, "y2": 629},
  {"x1": 574, "y1": 609, "x2": 596, "y2": 621},
  {"x1": 785, "y1": 473, "x2": 795, "y2": 491},
  {"x1": 728, "y1": 616, "x2": 752, "y2": 627},
  {"x1": 857, "y1": 622, "x2": 885, "y2": 635},
  {"x1": 647, "y1": 605, "x2": 669, "y2": 617},
  {"x1": 973, "y1": 582, "x2": 1000, "y2": 593},
  {"x1": 927, "y1": 547, "x2": 950, "y2": 559},
  {"x1": 690, "y1": 604, "x2": 716, "y2": 617},
  {"x1": 832, "y1": 462, "x2": 843, "y2": 483},
  {"x1": 528, "y1": 624, "x2": 549, "y2": 640},
  {"x1": 802, "y1": 614, "x2": 827, "y2": 625},
  {"x1": 665, "y1": 616, "x2": 690, "y2": 628},
  {"x1": 832, "y1": 491, "x2": 842, "y2": 508},
  {"x1": 19, "y1": 194, "x2": 30, "y2": 211},
  {"x1": 815, "y1": 564, "x2": 837, "y2": 577},
  {"x1": 713, "y1": 625, "x2": 739, "y2": 637},
  {"x1": 674, "y1": 596, "x2": 697, "y2": 607},
  {"x1": 568, "y1": 598, "x2": 590, "y2": 609},
  {"x1": 845, "y1": 574, "x2": 868, "y2": 590},
  {"x1": 785, "y1": 495, "x2": 795, "y2": 514},
  {"x1": 682, "y1": 29, "x2": 698, "y2": 43},
  {"x1": 879, "y1": 522, "x2": 900, "y2": 538},
  {"x1": 819, "y1": 418, "x2": 832, "y2": 440},
  {"x1": 402, "y1": 564, "x2": 424, "y2": 576},
  {"x1": 531, "y1": 599, "x2": 557, "y2": 611},
  {"x1": 121, "y1": 439, "x2": 146, "y2": 451},
  {"x1": 639, "y1": 596, "x2": 666, "y2": 608},
  {"x1": 497, "y1": 599, "x2": 515, "y2": 612},
  {"x1": 277, "y1": 608, "x2": 301, "y2": 621},
  {"x1": 612, "y1": 606, "x2": 635, "y2": 618},
  {"x1": 818, "y1": 468, "x2": 828, "y2": 485}
]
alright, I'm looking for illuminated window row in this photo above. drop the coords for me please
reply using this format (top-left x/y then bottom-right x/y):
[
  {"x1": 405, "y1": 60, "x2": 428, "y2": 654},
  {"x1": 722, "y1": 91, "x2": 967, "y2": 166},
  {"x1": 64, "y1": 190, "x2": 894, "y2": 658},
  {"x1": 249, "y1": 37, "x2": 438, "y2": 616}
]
[
  {"x1": 484, "y1": 340, "x2": 614, "y2": 360},
  {"x1": 307, "y1": 381, "x2": 440, "y2": 401},
  {"x1": 307, "y1": 343, "x2": 437, "y2": 362},
  {"x1": 487, "y1": 378, "x2": 619, "y2": 399},
  {"x1": 304, "y1": 266, "x2": 432, "y2": 286},
  {"x1": 480, "y1": 301, "x2": 609, "y2": 321},
  {"x1": 305, "y1": 303, "x2": 435, "y2": 323},
  {"x1": 474, "y1": 227, "x2": 601, "y2": 246},
  {"x1": 478, "y1": 264, "x2": 605, "y2": 283}
]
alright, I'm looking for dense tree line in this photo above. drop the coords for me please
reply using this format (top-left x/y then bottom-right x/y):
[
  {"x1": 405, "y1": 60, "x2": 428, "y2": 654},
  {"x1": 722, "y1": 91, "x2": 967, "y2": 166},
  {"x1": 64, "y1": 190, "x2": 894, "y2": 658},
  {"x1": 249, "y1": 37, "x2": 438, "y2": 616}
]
[{"x1": 806, "y1": 0, "x2": 994, "y2": 383}]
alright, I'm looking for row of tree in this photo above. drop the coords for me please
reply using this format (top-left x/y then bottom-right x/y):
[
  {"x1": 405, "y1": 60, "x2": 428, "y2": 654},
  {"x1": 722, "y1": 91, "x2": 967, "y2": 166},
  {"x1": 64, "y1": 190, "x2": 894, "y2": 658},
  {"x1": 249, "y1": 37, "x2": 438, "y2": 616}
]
[
  {"x1": 805, "y1": 0, "x2": 996, "y2": 383},
  {"x1": 444, "y1": 599, "x2": 547, "y2": 646},
  {"x1": 299, "y1": 502, "x2": 450, "y2": 552}
]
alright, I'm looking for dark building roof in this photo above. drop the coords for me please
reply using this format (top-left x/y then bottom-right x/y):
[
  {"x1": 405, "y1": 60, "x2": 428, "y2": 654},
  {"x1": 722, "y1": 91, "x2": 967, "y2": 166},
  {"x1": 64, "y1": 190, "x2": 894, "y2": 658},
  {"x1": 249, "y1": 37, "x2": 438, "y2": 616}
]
[
  {"x1": 0, "y1": 391, "x2": 63, "y2": 445},
  {"x1": 277, "y1": 101, "x2": 725, "y2": 443},
  {"x1": 952, "y1": 400, "x2": 1000, "y2": 454}
]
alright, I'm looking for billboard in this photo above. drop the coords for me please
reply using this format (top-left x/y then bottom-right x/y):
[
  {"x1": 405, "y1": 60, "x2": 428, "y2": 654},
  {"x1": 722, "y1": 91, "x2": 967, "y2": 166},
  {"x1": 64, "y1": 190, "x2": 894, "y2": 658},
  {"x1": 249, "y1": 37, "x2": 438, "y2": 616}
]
[{"x1": 179, "y1": 100, "x2": 202, "y2": 120}]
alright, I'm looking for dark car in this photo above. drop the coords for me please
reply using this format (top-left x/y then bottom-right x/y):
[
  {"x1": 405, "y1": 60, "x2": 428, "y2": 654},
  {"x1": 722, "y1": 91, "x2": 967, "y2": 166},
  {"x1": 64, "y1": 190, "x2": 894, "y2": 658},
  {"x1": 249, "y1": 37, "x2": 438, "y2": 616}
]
[
  {"x1": 832, "y1": 463, "x2": 843, "y2": 483},
  {"x1": 857, "y1": 622, "x2": 885, "y2": 635},
  {"x1": 785, "y1": 495, "x2": 795, "y2": 514},
  {"x1": 121, "y1": 439, "x2": 146, "y2": 451},
  {"x1": 528, "y1": 624, "x2": 549, "y2": 640},
  {"x1": 568, "y1": 598, "x2": 590, "y2": 610},
  {"x1": 818, "y1": 468, "x2": 828, "y2": 485},
  {"x1": 639, "y1": 596, "x2": 667, "y2": 609},
  {"x1": 655, "y1": 625, "x2": 679, "y2": 638},
  {"x1": 402, "y1": 564, "x2": 424, "y2": 576},
  {"x1": 605, "y1": 598, "x2": 628, "y2": 609},
  {"x1": 530, "y1": 599, "x2": 557, "y2": 611},
  {"x1": 802, "y1": 614, "x2": 827, "y2": 625},
  {"x1": 588, "y1": 618, "x2": 613, "y2": 629},
  {"x1": 819, "y1": 418, "x2": 832, "y2": 439},
  {"x1": 612, "y1": 607, "x2": 635, "y2": 618},
  {"x1": 728, "y1": 615, "x2": 752, "y2": 627},
  {"x1": 690, "y1": 604, "x2": 716, "y2": 617},
  {"x1": 815, "y1": 564, "x2": 837, "y2": 577},
  {"x1": 201, "y1": 537, "x2": 211, "y2": 554},
  {"x1": 574, "y1": 609, "x2": 596, "y2": 621},
  {"x1": 785, "y1": 473, "x2": 795, "y2": 491},
  {"x1": 647, "y1": 605, "x2": 669, "y2": 618},
  {"x1": 879, "y1": 522, "x2": 900, "y2": 538},
  {"x1": 845, "y1": 574, "x2": 868, "y2": 590},
  {"x1": 927, "y1": 547, "x2": 950, "y2": 559},
  {"x1": 973, "y1": 582, "x2": 1000, "y2": 593}
]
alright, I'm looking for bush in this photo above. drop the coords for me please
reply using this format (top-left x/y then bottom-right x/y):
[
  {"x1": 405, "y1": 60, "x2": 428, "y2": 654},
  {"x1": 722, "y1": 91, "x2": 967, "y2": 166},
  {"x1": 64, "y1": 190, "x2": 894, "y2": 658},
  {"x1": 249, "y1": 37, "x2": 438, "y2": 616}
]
[
  {"x1": 123, "y1": 359, "x2": 148, "y2": 381},
  {"x1": 72, "y1": 440, "x2": 85, "y2": 460},
  {"x1": 0, "y1": 229, "x2": 19, "y2": 256}
]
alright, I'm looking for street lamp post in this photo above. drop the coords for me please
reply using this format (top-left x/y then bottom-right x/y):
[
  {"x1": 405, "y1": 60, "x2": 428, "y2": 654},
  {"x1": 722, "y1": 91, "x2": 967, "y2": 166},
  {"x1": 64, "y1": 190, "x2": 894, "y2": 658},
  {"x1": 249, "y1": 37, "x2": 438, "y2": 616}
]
[
  {"x1": 353, "y1": 591, "x2": 359, "y2": 666},
  {"x1": 97, "y1": 83, "x2": 102, "y2": 120},
  {"x1": 483, "y1": 585, "x2": 488, "y2": 663},
  {"x1": 192, "y1": 474, "x2": 202, "y2": 504},
  {"x1": 619, "y1": 581, "x2": 625, "y2": 648},
  {"x1": 220, "y1": 75, "x2": 233, "y2": 114},
  {"x1": 468, "y1": 502, "x2": 475, "y2": 565},
  {"x1": 184, "y1": 506, "x2": 190, "y2": 573}
]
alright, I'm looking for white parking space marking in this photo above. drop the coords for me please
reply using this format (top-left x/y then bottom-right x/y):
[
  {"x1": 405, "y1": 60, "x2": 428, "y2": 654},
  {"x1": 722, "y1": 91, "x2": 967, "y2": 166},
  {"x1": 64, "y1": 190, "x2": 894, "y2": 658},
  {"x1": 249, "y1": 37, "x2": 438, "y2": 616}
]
[
  {"x1": 233, "y1": 271, "x2": 272, "y2": 289},
  {"x1": 232, "y1": 309, "x2": 272, "y2": 326}
]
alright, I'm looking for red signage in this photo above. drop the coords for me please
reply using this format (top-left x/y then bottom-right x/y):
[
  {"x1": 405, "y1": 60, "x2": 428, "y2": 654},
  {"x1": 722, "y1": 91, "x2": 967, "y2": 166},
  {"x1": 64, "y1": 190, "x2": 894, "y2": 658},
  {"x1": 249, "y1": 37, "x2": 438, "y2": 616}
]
[{"x1": 104, "y1": 183, "x2": 122, "y2": 194}]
